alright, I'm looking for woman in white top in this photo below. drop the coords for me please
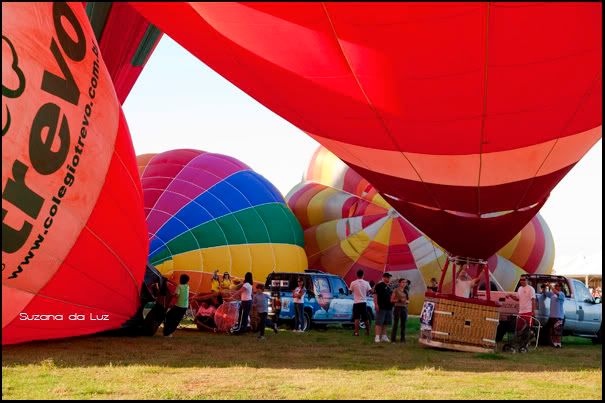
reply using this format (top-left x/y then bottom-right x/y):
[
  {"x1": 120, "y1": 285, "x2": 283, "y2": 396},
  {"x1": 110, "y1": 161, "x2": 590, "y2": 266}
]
[
  {"x1": 229, "y1": 272, "x2": 254, "y2": 334},
  {"x1": 293, "y1": 277, "x2": 306, "y2": 332}
]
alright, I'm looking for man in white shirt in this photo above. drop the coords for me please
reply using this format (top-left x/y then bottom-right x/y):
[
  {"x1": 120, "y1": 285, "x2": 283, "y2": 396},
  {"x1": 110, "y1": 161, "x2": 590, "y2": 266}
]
[
  {"x1": 508, "y1": 275, "x2": 536, "y2": 331},
  {"x1": 349, "y1": 269, "x2": 372, "y2": 336},
  {"x1": 454, "y1": 266, "x2": 482, "y2": 298}
]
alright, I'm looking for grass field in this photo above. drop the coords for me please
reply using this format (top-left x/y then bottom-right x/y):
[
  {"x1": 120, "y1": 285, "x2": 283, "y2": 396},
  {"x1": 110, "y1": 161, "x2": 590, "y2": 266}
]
[{"x1": 2, "y1": 318, "x2": 602, "y2": 400}]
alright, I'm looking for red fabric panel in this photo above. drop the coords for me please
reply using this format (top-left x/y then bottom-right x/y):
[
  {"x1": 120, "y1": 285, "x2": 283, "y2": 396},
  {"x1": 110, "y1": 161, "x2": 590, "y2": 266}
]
[
  {"x1": 130, "y1": 2, "x2": 601, "y2": 153},
  {"x1": 98, "y1": 3, "x2": 162, "y2": 103},
  {"x1": 388, "y1": 198, "x2": 547, "y2": 259},
  {"x1": 348, "y1": 161, "x2": 576, "y2": 214}
]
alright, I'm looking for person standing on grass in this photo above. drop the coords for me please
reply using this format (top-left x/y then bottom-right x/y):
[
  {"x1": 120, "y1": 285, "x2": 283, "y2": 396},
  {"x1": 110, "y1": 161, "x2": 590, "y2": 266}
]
[
  {"x1": 293, "y1": 277, "x2": 306, "y2": 332},
  {"x1": 542, "y1": 282, "x2": 566, "y2": 348},
  {"x1": 253, "y1": 283, "x2": 278, "y2": 340},
  {"x1": 229, "y1": 272, "x2": 254, "y2": 335},
  {"x1": 507, "y1": 275, "x2": 536, "y2": 336},
  {"x1": 163, "y1": 274, "x2": 190, "y2": 337},
  {"x1": 390, "y1": 278, "x2": 408, "y2": 343},
  {"x1": 373, "y1": 272, "x2": 393, "y2": 343},
  {"x1": 349, "y1": 269, "x2": 372, "y2": 336}
]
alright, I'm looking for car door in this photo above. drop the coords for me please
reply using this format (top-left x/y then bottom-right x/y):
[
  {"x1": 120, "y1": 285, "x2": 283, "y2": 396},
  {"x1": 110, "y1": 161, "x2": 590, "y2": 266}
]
[
  {"x1": 560, "y1": 281, "x2": 578, "y2": 331},
  {"x1": 312, "y1": 276, "x2": 332, "y2": 321},
  {"x1": 276, "y1": 274, "x2": 298, "y2": 320},
  {"x1": 328, "y1": 277, "x2": 353, "y2": 320},
  {"x1": 572, "y1": 280, "x2": 601, "y2": 335}
]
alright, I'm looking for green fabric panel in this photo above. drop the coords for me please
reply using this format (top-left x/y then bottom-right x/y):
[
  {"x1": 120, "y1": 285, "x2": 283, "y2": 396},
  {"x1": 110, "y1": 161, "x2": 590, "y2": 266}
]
[
  {"x1": 161, "y1": 230, "x2": 201, "y2": 257},
  {"x1": 131, "y1": 25, "x2": 161, "y2": 67},
  {"x1": 85, "y1": 2, "x2": 112, "y2": 42},
  {"x1": 255, "y1": 203, "x2": 298, "y2": 245},
  {"x1": 159, "y1": 203, "x2": 304, "y2": 255},
  {"x1": 149, "y1": 247, "x2": 172, "y2": 266}
]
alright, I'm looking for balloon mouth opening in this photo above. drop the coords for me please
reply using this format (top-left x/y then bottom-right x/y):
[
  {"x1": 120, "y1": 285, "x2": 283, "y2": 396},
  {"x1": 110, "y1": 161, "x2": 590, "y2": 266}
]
[{"x1": 384, "y1": 196, "x2": 541, "y2": 219}]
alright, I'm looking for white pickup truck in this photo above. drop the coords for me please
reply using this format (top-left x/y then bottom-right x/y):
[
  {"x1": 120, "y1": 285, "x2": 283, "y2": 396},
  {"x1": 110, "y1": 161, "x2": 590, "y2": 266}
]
[{"x1": 478, "y1": 274, "x2": 601, "y2": 344}]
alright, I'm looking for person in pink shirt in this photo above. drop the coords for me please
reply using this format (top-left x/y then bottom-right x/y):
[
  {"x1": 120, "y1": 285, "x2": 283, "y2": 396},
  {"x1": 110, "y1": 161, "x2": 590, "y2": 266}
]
[{"x1": 195, "y1": 301, "x2": 217, "y2": 333}]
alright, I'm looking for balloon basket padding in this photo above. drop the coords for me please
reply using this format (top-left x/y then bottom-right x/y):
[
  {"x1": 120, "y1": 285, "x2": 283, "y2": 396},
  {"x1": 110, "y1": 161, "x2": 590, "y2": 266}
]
[{"x1": 419, "y1": 295, "x2": 500, "y2": 353}]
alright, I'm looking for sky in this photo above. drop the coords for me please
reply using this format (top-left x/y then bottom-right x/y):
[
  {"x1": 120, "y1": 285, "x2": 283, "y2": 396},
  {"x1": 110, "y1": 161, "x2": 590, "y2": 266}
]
[{"x1": 123, "y1": 36, "x2": 602, "y2": 277}]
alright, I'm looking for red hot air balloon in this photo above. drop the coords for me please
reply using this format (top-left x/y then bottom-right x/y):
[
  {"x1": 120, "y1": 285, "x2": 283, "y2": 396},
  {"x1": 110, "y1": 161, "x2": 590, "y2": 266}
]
[
  {"x1": 83, "y1": 2, "x2": 163, "y2": 104},
  {"x1": 2, "y1": 2, "x2": 148, "y2": 345},
  {"x1": 129, "y1": 2, "x2": 601, "y2": 266}
]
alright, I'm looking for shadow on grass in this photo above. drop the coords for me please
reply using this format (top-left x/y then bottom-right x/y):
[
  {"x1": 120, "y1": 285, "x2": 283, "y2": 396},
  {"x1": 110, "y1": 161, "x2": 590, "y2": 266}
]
[{"x1": 3, "y1": 318, "x2": 601, "y2": 373}]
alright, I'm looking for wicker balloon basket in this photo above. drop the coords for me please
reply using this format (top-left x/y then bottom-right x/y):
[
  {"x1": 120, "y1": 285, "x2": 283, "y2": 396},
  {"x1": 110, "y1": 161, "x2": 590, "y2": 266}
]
[{"x1": 418, "y1": 293, "x2": 500, "y2": 353}]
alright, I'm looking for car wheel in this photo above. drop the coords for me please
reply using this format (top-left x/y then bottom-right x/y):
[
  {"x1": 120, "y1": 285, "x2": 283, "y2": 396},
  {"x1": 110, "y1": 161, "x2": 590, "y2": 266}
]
[
  {"x1": 302, "y1": 310, "x2": 312, "y2": 332},
  {"x1": 592, "y1": 326, "x2": 602, "y2": 344}
]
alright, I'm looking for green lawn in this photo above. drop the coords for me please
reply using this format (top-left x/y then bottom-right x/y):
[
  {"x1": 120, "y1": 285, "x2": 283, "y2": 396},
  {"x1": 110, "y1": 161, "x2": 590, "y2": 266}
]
[{"x1": 2, "y1": 318, "x2": 602, "y2": 400}]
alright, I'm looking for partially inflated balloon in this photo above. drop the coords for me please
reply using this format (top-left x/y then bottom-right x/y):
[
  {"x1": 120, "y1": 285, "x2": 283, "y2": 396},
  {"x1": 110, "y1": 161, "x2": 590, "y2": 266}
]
[
  {"x1": 287, "y1": 147, "x2": 554, "y2": 314},
  {"x1": 137, "y1": 149, "x2": 307, "y2": 295},
  {"x1": 131, "y1": 2, "x2": 601, "y2": 259},
  {"x1": 2, "y1": 2, "x2": 148, "y2": 345}
]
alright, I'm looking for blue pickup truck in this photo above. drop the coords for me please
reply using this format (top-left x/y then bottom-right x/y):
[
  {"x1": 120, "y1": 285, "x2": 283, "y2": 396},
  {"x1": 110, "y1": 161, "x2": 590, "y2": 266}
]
[{"x1": 264, "y1": 270, "x2": 376, "y2": 332}]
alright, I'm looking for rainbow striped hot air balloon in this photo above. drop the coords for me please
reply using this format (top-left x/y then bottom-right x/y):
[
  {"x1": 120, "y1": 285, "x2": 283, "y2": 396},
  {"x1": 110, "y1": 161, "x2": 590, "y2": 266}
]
[
  {"x1": 287, "y1": 147, "x2": 554, "y2": 314},
  {"x1": 137, "y1": 149, "x2": 307, "y2": 295}
]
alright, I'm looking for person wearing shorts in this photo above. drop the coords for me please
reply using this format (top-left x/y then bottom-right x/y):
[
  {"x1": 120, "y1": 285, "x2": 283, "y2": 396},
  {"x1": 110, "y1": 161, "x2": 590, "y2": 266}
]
[
  {"x1": 350, "y1": 269, "x2": 372, "y2": 336},
  {"x1": 373, "y1": 272, "x2": 393, "y2": 343}
]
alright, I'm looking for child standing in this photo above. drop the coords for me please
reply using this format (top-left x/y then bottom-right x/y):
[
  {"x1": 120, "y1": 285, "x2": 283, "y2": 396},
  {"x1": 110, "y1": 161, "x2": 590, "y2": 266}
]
[
  {"x1": 253, "y1": 284, "x2": 278, "y2": 339},
  {"x1": 163, "y1": 274, "x2": 190, "y2": 337}
]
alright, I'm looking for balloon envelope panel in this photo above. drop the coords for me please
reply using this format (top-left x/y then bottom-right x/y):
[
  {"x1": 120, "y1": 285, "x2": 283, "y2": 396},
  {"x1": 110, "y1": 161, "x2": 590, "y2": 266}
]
[
  {"x1": 130, "y1": 2, "x2": 601, "y2": 259},
  {"x1": 138, "y1": 149, "x2": 307, "y2": 294},
  {"x1": 287, "y1": 147, "x2": 554, "y2": 314},
  {"x1": 2, "y1": 2, "x2": 147, "y2": 345}
]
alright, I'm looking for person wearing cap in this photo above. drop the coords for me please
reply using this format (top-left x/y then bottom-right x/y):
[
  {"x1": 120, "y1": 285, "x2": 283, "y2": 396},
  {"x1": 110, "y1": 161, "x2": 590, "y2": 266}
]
[
  {"x1": 542, "y1": 282, "x2": 566, "y2": 348},
  {"x1": 373, "y1": 272, "x2": 393, "y2": 343}
]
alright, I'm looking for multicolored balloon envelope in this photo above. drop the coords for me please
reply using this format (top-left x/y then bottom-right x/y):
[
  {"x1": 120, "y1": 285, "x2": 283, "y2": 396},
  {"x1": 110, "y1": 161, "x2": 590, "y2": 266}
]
[
  {"x1": 137, "y1": 149, "x2": 307, "y2": 294},
  {"x1": 131, "y1": 2, "x2": 602, "y2": 259},
  {"x1": 287, "y1": 147, "x2": 554, "y2": 314},
  {"x1": 2, "y1": 2, "x2": 148, "y2": 345}
]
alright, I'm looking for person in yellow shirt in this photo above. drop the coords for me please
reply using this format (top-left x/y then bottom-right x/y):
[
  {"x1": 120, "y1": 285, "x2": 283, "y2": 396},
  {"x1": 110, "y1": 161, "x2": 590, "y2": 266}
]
[
  {"x1": 221, "y1": 272, "x2": 232, "y2": 291},
  {"x1": 210, "y1": 270, "x2": 221, "y2": 293}
]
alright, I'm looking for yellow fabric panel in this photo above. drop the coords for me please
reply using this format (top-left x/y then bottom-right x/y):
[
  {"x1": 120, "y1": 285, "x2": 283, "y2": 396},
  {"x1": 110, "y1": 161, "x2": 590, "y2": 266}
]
[
  {"x1": 315, "y1": 220, "x2": 340, "y2": 252},
  {"x1": 370, "y1": 193, "x2": 391, "y2": 210},
  {"x1": 155, "y1": 259, "x2": 174, "y2": 276},
  {"x1": 373, "y1": 218, "x2": 393, "y2": 246},
  {"x1": 172, "y1": 250, "x2": 203, "y2": 271},
  {"x1": 226, "y1": 244, "x2": 253, "y2": 276},
  {"x1": 497, "y1": 231, "x2": 522, "y2": 260},
  {"x1": 418, "y1": 253, "x2": 448, "y2": 290},
  {"x1": 341, "y1": 230, "x2": 370, "y2": 261},
  {"x1": 200, "y1": 246, "x2": 233, "y2": 274},
  {"x1": 307, "y1": 188, "x2": 340, "y2": 226},
  {"x1": 244, "y1": 243, "x2": 276, "y2": 279}
]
